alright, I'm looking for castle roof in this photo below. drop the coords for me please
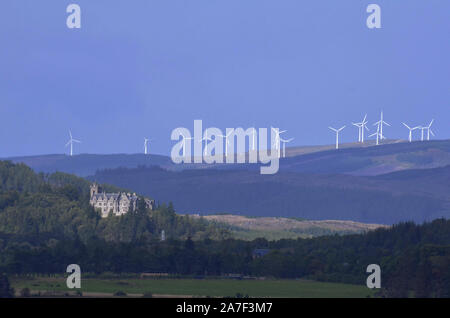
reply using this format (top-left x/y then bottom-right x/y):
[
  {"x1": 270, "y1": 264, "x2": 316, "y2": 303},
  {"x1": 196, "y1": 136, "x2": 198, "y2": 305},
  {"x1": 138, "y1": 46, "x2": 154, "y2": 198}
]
[
  {"x1": 92, "y1": 193, "x2": 119, "y2": 200},
  {"x1": 92, "y1": 192, "x2": 138, "y2": 201}
]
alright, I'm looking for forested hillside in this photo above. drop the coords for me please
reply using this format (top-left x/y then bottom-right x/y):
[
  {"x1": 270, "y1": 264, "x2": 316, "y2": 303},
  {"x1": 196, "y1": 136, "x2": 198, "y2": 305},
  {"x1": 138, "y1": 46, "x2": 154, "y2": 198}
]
[
  {"x1": 90, "y1": 165, "x2": 450, "y2": 224},
  {"x1": 0, "y1": 161, "x2": 228, "y2": 243}
]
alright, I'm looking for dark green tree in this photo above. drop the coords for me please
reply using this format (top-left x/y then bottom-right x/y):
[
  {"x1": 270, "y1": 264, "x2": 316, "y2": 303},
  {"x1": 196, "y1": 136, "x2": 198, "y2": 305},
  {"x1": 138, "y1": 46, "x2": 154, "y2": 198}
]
[{"x1": 0, "y1": 274, "x2": 14, "y2": 298}]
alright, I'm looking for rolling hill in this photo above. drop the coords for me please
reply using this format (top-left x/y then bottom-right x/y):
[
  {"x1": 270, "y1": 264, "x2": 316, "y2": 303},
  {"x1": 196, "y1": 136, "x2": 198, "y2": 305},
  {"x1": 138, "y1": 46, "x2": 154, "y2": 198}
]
[
  {"x1": 5, "y1": 139, "x2": 450, "y2": 177},
  {"x1": 5, "y1": 140, "x2": 449, "y2": 225},
  {"x1": 2, "y1": 153, "x2": 174, "y2": 176},
  {"x1": 89, "y1": 164, "x2": 450, "y2": 224},
  {"x1": 278, "y1": 139, "x2": 450, "y2": 175}
]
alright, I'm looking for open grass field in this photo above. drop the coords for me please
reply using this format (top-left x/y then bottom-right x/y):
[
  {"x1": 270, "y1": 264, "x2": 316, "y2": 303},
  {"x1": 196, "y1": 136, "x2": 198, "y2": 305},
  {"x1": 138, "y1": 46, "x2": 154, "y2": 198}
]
[
  {"x1": 193, "y1": 214, "x2": 387, "y2": 240},
  {"x1": 10, "y1": 276, "x2": 374, "y2": 298}
]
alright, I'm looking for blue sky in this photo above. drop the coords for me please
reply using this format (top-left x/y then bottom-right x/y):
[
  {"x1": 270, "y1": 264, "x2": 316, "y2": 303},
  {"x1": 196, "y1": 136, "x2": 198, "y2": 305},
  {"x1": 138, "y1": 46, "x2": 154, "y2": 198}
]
[{"x1": 0, "y1": 0, "x2": 448, "y2": 157}]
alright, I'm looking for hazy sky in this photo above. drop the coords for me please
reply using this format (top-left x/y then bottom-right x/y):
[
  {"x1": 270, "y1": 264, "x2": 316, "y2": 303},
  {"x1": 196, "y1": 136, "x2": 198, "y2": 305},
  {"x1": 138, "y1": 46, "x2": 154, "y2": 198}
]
[{"x1": 0, "y1": 1, "x2": 448, "y2": 157}]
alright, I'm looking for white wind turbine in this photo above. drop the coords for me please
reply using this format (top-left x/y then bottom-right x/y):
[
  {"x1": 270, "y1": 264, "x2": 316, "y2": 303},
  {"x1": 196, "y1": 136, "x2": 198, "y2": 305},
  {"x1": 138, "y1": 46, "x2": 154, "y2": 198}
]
[
  {"x1": 180, "y1": 133, "x2": 194, "y2": 158},
  {"x1": 352, "y1": 114, "x2": 369, "y2": 143},
  {"x1": 218, "y1": 131, "x2": 233, "y2": 157},
  {"x1": 424, "y1": 119, "x2": 435, "y2": 141},
  {"x1": 328, "y1": 126, "x2": 345, "y2": 149},
  {"x1": 143, "y1": 138, "x2": 151, "y2": 155},
  {"x1": 419, "y1": 126, "x2": 426, "y2": 141},
  {"x1": 271, "y1": 127, "x2": 287, "y2": 158},
  {"x1": 65, "y1": 130, "x2": 81, "y2": 156},
  {"x1": 202, "y1": 129, "x2": 212, "y2": 156},
  {"x1": 369, "y1": 123, "x2": 381, "y2": 145},
  {"x1": 373, "y1": 110, "x2": 390, "y2": 141},
  {"x1": 279, "y1": 137, "x2": 294, "y2": 158},
  {"x1": 402, "y1": 123, "x2": 420, "y2": 142}
]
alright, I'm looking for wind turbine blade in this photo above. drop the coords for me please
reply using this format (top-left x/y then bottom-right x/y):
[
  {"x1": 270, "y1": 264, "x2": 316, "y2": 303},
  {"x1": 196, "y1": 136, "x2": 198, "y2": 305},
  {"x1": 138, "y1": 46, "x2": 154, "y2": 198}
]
[
  {"x1": 430, "y1": 129, "x2": 435, "y2": 136},
  {"x1": 65, "y1": 141, "x2": 71, "y2": 147},
  {"x1": 402, "y1": 123, "x2": 410, "y2": 129},
  {"x1": 328, "y1": 127, "x2": 337, "y2": 132},
  {"x1": 428, "y1": 119, "x2": 434, "y2": 128}
]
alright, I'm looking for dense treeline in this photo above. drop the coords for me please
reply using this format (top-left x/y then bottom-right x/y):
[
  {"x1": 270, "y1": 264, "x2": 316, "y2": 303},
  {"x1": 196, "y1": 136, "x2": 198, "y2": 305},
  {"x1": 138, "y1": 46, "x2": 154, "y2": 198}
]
[
  {"x1": 0, "y1": 160, "x2": 449, "y2": 297},
  {"x1": 0, "y1": 273, "x2": 14, "y2": 298},
  {"x1": 0, "y1": 220, "x2": 449, "y2": 297},
  {"x1": 0, "y1": 161, "x2": 229, "y2": 242}
]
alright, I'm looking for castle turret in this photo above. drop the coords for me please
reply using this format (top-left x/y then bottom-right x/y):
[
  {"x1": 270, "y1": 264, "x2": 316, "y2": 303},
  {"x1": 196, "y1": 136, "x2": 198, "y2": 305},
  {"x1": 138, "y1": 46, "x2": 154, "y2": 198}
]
[{"x1": 90, "y1": 183, "x2": 99, "y2": 198}]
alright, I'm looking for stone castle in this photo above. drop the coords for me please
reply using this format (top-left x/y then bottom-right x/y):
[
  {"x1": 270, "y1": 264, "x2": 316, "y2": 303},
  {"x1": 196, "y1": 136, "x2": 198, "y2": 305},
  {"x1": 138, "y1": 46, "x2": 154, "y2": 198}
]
[{"x1": 89, "y1": 183, "x2": 154, "y2": 217}]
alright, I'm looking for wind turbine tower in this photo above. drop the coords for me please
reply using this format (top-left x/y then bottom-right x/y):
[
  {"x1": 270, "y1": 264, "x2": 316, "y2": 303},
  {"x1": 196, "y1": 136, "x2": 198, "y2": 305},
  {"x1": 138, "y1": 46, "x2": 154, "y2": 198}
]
[
  {"x1": 218, "y1": 131, "x2": 233, "y2": 157},
  {"x1": 402, "y1": 123, "x2": 419, "y2": 142},
  {"x1": 180, "y1": 133, "x2": 194, "y2": 158},
  {"x1": 279, "y1": 137, "x2": 294, "y2": 158},
  {"x1": 202, "y1": 129, "x2": 213, "y2": 156},
  {"x1": 419, "y1": 127, "x2": 426, "y2": 141},
  {"x1": 373, "y1": 111, "x2": 390, "y2": 141},
  {"x1": 425, "y1": 119, "x2": 435, "y2": 141},
  {"x1": 370, "y1": 123, "x2": 381, "y2": 145},
  {"x1": 271, "y1": 127, "x2": 287, "y2": 158},
  {"x1": 144, "y1": 138, "x2": 150, "y2": 155},
  {"x1": 65, "y1": 130, "x2": 81, "y2": 156},
  {"x1": 328, "y1": 126, "x2": 346, "y2": 149},
  {"x1": 352, "y1": 114, "x2": 369, "y2": 143}
]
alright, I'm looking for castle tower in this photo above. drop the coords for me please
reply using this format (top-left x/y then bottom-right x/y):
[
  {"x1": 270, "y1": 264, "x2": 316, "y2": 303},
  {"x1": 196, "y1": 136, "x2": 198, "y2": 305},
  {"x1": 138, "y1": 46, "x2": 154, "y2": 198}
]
[{"x1": 90, "y1": 183, "x2": 99, "y2": 198}]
